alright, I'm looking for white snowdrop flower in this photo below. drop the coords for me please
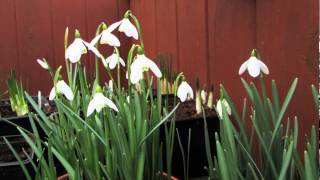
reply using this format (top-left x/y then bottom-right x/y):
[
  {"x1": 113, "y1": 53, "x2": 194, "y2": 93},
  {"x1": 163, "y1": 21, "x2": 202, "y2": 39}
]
[
  {"x1": 87, "y1": 92, "x2": 118, "y2": 117},
  {"x1": 65, "y1": 37, "x2": 87, "y2": 63},
  {"x1": 65, "y1": 30, "x2": 103, "y2": 63},
  {"x1": 107, "y1": 12, "x2": 138, "y2": 40},
  {"x1": 90, "y1": 23, "x2": 120, "y2": 47},
  {"x1": 105, "y1": 53, "x2": 125, "y2": 70},
  {"x1": 177, "y1": 81, "x2": 194, "y2": 102},
  {"x1": 129, "y1": 50, "x2": 162, "y2": 84},
  {"x1": 239, "y1": 49, "x2": 269, "y2": 77},
  {"x1": 49, "y1": 80, "x2": 74, "y2": 101}
]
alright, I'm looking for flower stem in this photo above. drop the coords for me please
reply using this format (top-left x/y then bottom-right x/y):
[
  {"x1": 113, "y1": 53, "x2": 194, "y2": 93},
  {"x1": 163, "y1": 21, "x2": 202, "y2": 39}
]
[
  {"x1": 94, "y1": 23, "x2": 103, "y2": 84},
  {"x1": 130, "y1": 14, "x2": 144, "y2": 49},
  {"x1": 115, "y1": 48, "x2": 121, "y2": 88}
]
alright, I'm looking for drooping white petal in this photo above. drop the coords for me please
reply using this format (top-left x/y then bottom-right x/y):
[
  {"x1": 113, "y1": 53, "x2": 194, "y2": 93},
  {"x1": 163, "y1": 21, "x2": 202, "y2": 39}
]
[
  {"x1": 89, "y1": 34, "x2": 102, "y2": 46},
  {"x1": 119, "y1": 57, "x2": 125, "y2": 67},
  {"x1": 136, "y1": 54, "x2": 162, "y2": 77},
  {"x1": 216, "y1": 100, "x2": 223, "y2": 117},
  {"x1": 100, "y1": 94, "x2": 118, "y2": 112},
  {"x1": 186, "y1": 84, "x2": 194, "y2": 99},
  {"x1": 86, "y1": 93, "x2": 118, "y2": 117},
  {"x1": 49, "y1": 88, "x2": 56, "y2": 101},
  {"x1": 87, "y1": 97, "x2": 97, "y2": 116},
  {"x1": 57, "y1": 81, "x2": 74, "y2": 101},
  {"x1": 247, "y1": 57, "x2": 261, "y2": 77},
  {"x1": 145, "y1": 58, "x2": 162, "y2": 78},
  {"x1": 224, "y1": 100, "x2": 231, "y2": 115},
  {"x1": 49, "y1": 80, "x2": 74, "y2": 101},
  {"x1": 238, "y1": 60, "x2": 249, "y2": 75},
  {"x1": 106, "y1": 53, "x2": 125, "y2": 69},
  {"x1": 129, "y1": 54, "x2": 162, "y2": 84},
  {"x1": 130, "y1": 65, "x2": 143, "y2": 84},
  {"x1": 100, "y1": 31, "x2": 120, "y2": 47},
  {"x1": 82, "y1": 40, "x2": 104, "y2": 60},
  {"x1": 37, "y1": 59, "x2": 49, "y2": 70},
  {"x1": 258, "y1": 60, "x2": 269, "y2": 75},
  {"x1": 216, "y1": 99, "x2": 231, "y2": 118},
  {"x1": 106, "y1": 20, "x2": 123, "y2": 33},
  {"x1": 119, "y1": 18, "x2": 138, "y2": 40},
  {"x1": 108, "y1": 55, "x2": 118, "y2": 69},
  {"x1": 65, "y1": 38, "x2": 87, "y2": 63},
  {"x1": 177, "y1": 85, "x2": 187, "y2": 102},
  {"x1": 108, "y1": 80, "x2": 113, "y2": 92}
]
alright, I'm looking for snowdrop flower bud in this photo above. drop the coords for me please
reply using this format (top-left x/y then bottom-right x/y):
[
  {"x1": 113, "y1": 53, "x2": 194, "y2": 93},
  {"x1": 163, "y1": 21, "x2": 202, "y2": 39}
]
[
  {"x1": 239, "y1": 49, "x2": 269, "y2": 77},
  {"x1": 36, "y1": 58, "x2": 49, "y2": 70}
]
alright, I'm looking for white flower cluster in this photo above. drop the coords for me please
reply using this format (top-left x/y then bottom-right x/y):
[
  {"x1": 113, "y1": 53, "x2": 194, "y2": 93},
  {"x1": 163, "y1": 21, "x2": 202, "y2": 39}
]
[{"x1": 36, "y1": 14, "x2": 165, "y2": 117}]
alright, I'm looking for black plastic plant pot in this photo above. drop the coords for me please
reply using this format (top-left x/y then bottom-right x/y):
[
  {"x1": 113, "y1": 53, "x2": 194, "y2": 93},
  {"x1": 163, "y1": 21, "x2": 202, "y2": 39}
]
[
  {"x1": 0, "y1": 114, "x2": 33, "y2": 136},
  {"x1": 0, "y1": 96, "x2": 54, "y2": 136},
  {"x1": 0, "y1": 135, "x2": 34, "y2": 179},
  {"x1": 160, "y1": 112, "x2": 219, "y2": 179},
  {"x1": 0, "y1": 96, "x2": 54, "y2": 179}
]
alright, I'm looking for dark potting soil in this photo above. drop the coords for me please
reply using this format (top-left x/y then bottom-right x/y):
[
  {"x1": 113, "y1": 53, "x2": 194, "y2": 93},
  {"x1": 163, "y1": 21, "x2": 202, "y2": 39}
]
[
  {"x1": 0, "y1": 97, "x2": 55, "y2": 118},
  {"x1": 174, "y1": 100, "x2": 216, "y2": 121}
]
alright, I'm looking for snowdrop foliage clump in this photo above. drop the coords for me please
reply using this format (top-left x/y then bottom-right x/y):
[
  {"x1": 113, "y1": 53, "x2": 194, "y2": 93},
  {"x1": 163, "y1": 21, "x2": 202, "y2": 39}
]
[{"x1": 29, "y1": 10, "x2": 190, "y2": 180}]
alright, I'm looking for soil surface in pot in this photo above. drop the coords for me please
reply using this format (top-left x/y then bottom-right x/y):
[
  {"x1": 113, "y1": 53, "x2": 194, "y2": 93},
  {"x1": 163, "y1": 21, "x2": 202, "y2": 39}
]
[
  {"x1": 0, "y1": 97, "x2": 55, "y2": 118},
  {"x1": 162, "y1": 94, "x2": 216, "y2": 121},
  {"x1": 174, "y1": 100, "x2": 216, "y2": 121}
]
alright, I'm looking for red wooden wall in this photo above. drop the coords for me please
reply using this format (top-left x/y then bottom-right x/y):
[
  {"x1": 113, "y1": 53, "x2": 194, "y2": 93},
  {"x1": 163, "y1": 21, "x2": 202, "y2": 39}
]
[
  {"x1": 131, "y1": 0, "x2": 318, "y2": 151},
  {"x1": 0, "y1": 0, "x2": 318, "y2": 149},
  {"x1": 0, "y1": 0, "x2": 130, "y2": 94}
]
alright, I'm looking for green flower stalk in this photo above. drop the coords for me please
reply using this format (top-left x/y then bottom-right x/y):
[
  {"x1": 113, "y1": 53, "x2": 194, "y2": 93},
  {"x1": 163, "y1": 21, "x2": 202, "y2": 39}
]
[
  {"x1": 196, "y1": 78, "x2": 201, "y2": 114},
  {"x1": 7, "y1": 71, "x2": 28, "y2": 116}
]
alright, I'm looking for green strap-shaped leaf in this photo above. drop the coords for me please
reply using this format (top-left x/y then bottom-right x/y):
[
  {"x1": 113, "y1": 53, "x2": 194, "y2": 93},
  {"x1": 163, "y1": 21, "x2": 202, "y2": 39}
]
[{"x1": 269, "y1": 78, "x2": 298, "y2": 149}]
